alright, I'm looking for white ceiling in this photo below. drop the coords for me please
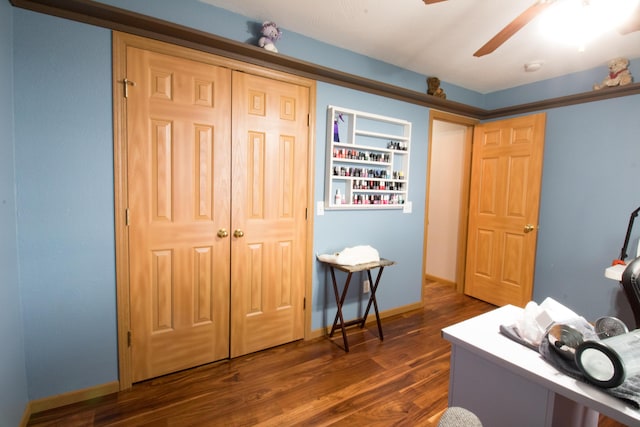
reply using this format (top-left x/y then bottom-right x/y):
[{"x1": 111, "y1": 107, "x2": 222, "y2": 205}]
[{"x1": 199, "y1": 0, "x2": 640, "y2": 94}]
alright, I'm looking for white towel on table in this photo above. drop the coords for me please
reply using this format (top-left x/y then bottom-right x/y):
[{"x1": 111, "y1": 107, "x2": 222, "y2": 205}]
[{"x1": 317, "y1": 245, "x2": 380, "y2": 266}]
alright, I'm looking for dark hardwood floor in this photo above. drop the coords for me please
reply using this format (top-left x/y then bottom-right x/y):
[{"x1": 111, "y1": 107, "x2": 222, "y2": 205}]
[{"x1": 28, "y1": 281, "x2": 628, "y2": 426}]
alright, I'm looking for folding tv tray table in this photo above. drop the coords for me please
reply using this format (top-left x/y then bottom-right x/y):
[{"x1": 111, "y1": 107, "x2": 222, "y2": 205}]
[{"x1": 319, "y1": 258, "x2": 395, "y2": 352}]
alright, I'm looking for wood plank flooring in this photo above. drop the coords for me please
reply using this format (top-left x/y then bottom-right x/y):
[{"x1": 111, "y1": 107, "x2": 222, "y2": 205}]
[{"x1": 27, "y1": 281, "x2": 628, "y2": 426}]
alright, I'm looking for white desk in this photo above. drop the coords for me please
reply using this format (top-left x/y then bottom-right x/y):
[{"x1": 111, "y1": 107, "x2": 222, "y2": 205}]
[{"x1": 442, "y1": 305, "x2": 640, "y2": 427}]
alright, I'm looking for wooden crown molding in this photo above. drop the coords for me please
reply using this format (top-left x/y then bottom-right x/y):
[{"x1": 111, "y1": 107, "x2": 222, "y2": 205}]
[{"x1": 10, "y1": 0, "x2": 640, "y2": 119}]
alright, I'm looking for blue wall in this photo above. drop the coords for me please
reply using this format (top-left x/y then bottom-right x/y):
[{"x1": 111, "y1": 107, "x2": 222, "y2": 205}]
[
  {"x1": 0, "y1": 2, "x2": 29, "y2": 426},
  {"x1": 312, "y1": 84, "x2": 428, "y2": 328},
  {"x1": 6, "y1": 0, "x2": 640, "y2": 410},
  {"x1": 534, "y1": 95, "x2": 640, "y2": 324},
  {"x1": 13, "y1": 10, "x2": 117, "y2": 400}
]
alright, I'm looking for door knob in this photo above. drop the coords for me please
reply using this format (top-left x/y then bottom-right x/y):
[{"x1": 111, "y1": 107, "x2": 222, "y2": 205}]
[
  {"x1": 233, "y1": 229, "x2": 245, "y2": 238},
  {"x1": 217, "y1": 228, "x2": 229, "y2": 238},
  {"x1": 524, "y1": 224, "x2": 535, "y2": 233}
]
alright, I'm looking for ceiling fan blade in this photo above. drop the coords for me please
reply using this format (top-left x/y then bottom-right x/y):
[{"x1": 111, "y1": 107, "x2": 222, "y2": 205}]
[
  {"x1": 423, "y1": 0, "x2": 447, "y2": 4},
  {"x1": 618, "y1": 2, "x2": 640, "y2": 35},
  {"x1": 473, "y1": 1, "x2": 554, "y2": 57}
]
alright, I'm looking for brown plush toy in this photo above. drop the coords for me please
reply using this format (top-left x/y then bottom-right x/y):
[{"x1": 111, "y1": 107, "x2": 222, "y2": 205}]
[
  {"x1": 593, "y1": 57, "x2": 633, "y2": 90},
  {"x1": 427, "y1": 76, "x2": 446, "y2": 99}
]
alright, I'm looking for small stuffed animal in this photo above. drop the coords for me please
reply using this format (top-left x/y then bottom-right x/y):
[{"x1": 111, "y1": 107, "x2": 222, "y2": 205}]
[
  {"x1": 427, "y1": 76, "x2": 446, "y2": 99},
  {"x1": 258, "y1": 21, "x2": 282, "y2": 53},
  {"x1": 593, "y1": 57, "x2": 633, "y2": 90}
]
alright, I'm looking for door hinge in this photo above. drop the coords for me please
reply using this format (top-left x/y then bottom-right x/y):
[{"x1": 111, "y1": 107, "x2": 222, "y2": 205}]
[
  {"x1": 125, "y1": 208, "x2": 130, "y2": 226},
  {"x1": 305, "y1": 207, "x2": 308, "y2": 220},
  {"x1": 303, "y1": 297, "x2": 306, "y2": 310},
  {"x1": 127, "y1": 330, "x2": 132, "y2": 347},
  {"x1": 307, "y1": 114, "x2": 310, "y2": 126}
]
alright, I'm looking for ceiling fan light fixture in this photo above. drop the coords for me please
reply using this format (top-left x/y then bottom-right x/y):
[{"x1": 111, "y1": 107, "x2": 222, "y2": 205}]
[{"x1": 539, "y1": 0, "x2": 640, "y2": 49}]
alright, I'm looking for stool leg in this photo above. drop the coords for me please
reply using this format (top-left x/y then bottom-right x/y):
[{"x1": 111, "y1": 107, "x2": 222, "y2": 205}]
[
  {"x1": 362, "y1": 267, "x2": 384, "y2": 340},
  {"x1": 328, "y1": 268, "x2": 341, "y2": 337},
  {"x1": 329, "y1": 268, "x2": 352, "y2": 352}
]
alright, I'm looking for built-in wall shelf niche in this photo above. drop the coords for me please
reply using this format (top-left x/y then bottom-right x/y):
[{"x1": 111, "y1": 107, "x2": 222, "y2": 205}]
[{"x1": 325, "y1": 105, "x2": 411, "y2": 210}]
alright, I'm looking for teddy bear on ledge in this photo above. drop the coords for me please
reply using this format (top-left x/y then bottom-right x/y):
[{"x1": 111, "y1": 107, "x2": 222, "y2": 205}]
[
  {"x1": 258, "y1": 21, "x2": 282, "y2": 53},
  {"x1": 593, "y1": 57, "x2": 634, "y2": 90}
]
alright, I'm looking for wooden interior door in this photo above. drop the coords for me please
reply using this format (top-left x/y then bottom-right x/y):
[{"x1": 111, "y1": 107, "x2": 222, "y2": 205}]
[
  {"x1": 127, "y1": 46, "x2": 232, "y2": 381},
  {"x1": 230, "y1": 72, "x2": 309, "y2": 357},
  {"x1": 464, "y1": 113, "x2": 546, "y2": 307}
]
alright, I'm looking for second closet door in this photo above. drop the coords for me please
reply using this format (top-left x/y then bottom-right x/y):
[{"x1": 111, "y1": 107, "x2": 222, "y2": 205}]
[{"x1": 230, "y1": 71, "x2": 309, "y2": 358}]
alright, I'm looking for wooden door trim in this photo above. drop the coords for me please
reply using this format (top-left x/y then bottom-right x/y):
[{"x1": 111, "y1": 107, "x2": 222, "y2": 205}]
[
  {"x1": 423, "y1": 110, "x2": 477, "y2": 299},
  {"x1": 112, "y1": 31, "x2": 131, "y2": 390},
  {"x1": 112, "y1": 31, "x2": 316, "y2": 389}
]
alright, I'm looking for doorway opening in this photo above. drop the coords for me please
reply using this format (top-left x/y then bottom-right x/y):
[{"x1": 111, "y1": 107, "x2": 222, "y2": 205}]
[{"x1": 423, "y1": 111, "x2": 477, "y2": 294}]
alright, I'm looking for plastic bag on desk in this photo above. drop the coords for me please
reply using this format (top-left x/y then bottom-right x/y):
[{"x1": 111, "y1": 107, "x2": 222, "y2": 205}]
[{"x1": 514, "y1": 297, "x2": 583, "y2": 347}]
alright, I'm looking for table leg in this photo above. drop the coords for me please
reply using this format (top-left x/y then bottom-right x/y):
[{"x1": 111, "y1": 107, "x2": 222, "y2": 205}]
[
  {"x1": 329, "y1": 268, "x2": 352, "y2": 352},
  {"x1": 552, "y1": 394, "x2": 599, "y2": 427},
  {"x1": 361, "y1": 267, "x2": 385, "y2": 340}
]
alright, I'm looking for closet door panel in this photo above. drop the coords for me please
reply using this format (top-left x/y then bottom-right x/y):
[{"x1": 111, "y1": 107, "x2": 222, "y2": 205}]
[
  {"x1": 230, "y1": 72, "x2": 309, "y2": 357},
  {"x1": 127, "y1": 46, "x2": 232, "y2": 382}
]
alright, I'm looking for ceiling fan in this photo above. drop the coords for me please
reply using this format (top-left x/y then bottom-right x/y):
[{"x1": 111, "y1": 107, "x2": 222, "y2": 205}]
[{"x1": 423, "y1": 0, "x2": 640, "y2": 57}]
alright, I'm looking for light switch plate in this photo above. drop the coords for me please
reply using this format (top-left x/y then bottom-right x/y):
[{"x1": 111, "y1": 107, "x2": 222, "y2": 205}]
[
  {"x1": 403, "y1": 201, "x2": 412, "y2": 214},
  {"x1": 317, "y1": 201, "x2": 325, "y2": 216}
]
